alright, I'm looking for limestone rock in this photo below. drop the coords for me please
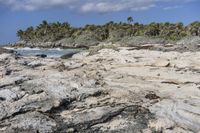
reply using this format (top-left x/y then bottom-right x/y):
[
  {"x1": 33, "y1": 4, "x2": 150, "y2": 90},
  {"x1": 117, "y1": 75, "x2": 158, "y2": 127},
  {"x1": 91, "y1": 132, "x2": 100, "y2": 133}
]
[
  {"x1": 154, "y1": 59, "x2": 170, "y2": 67},
  {"x1": 0, "y1": 89, "x2": 18, "y2": 102},
  {"x1": 0, "y1": 47, "x2": 200, "y2": 132}
]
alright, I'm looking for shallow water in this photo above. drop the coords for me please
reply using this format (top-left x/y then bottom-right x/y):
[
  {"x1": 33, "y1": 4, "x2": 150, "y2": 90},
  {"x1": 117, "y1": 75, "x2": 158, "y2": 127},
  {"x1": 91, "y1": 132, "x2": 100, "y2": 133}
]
[{"x1": 5, "y1": 47, "x2": 80, "y2": 58}]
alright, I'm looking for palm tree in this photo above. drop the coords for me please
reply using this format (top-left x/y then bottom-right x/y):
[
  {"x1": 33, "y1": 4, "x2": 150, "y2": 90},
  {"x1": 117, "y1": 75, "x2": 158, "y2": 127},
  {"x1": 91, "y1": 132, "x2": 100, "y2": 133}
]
[
  {"x1": 62, "y1": 22, "x2": 70, "y2": 29},
  {"x1": 16, "y1": 19, "x2": 200, "y2": 44},
  {"x1": 127, "y1": 16, "x2": 133, "y2": 24},
  {"x1": 40, "y1": 20, "x2": 49, "y2": 35},
  {"x1": 17, "y1": 30, "x2": 24, "y2": 39}
]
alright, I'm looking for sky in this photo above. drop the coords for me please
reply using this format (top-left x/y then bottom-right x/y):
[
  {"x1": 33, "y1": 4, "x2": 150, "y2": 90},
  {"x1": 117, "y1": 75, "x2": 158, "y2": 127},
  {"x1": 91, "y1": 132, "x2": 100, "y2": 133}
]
[{"x1": 0, "y1": 0, "x2": 200, "y2": 44}]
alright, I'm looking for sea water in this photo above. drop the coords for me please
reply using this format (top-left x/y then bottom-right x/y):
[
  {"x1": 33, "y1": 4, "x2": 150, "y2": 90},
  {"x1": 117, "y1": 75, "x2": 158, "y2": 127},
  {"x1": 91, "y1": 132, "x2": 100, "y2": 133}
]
[{"x1": 4, "y1": 47, "x2": 80, "y2": 58}]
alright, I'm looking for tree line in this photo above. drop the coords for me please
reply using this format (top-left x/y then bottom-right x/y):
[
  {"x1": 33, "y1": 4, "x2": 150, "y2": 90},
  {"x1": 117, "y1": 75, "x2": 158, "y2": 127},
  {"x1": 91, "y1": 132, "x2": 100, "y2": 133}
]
[{"x1": 17, "y1": 17, "x2": 200, "y2": 43}]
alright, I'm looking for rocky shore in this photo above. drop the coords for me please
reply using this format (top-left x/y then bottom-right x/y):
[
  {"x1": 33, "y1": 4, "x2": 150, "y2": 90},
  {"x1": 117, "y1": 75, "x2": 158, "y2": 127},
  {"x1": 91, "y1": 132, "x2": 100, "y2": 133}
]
[
  {"x1": 0, "y1": 45, "x2": 200, "y2": 132},
  {"x1": 10, "y1": 36, "x2": 200, "y2": 53},
  {"x1": 0, "y1": 47, "x2": 14, "y2": 54}
]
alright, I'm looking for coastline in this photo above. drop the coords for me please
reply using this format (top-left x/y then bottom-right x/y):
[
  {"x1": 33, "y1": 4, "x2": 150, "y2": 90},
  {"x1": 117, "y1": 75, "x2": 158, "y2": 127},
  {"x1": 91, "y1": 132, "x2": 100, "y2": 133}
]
[
  {"x1": 1, "y1": 4, "x2": 199, "y2": 133},
  {"x1": 0, "y1": 46, "x2": 200, "y2": 132},
  {"x1": 2, "y1": 46, "x2": 83, "y2": 58},
  {"x1": 2, "y1": 35, "x2": 200, "y2": 54}
]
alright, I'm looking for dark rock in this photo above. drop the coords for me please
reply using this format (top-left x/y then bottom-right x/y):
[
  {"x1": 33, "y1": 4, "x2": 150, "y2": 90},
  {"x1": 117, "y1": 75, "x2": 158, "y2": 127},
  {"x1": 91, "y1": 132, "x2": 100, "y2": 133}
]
[
  {"x1": 0, "y1": 47, "x2": 14, "y2": 54},
  {"x1": 3, "y1": 112, "x2": 57, "y2": 133},
  {"x1": 36, "y1": 54, "x2": 47, "y2": 58},
  {"x1": 145, "y1": 92, "x2": 160, "y2": 100},
  {"x1": 61, "y1": 51, "x2": 79, "y2": 59},
  {"x1": 0, "y1": 97, "x2": 6, "y2": 101},
  {"x1": 5, "y1": 69, "x2": 12, "y2": 75}
]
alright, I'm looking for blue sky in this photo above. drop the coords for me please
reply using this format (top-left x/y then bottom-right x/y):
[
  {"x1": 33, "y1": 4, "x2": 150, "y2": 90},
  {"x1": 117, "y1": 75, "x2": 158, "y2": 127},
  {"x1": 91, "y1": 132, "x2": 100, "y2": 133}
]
[{"x1": 0, "y1": 0, "x2": 200, "y2": 44}]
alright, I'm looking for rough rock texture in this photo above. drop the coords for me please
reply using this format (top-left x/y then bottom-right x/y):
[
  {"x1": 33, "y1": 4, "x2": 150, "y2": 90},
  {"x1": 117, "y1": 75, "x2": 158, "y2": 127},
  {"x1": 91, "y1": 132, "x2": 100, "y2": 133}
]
[
  {"x1": 11, "y1": 36, "x2": 200, "y2": 52},
  {"x1": 0, "y1": 47, "x2": 14, "y2": 54},
  {"x1": 176, "y1": 36, "x2": 200, "y2": 45},
  {"x1": 0, "y1": 47, "x2": 200, "y2": 132},
  {"x1": 115, "y1": 36, "x2": 167, "y2": 46}
]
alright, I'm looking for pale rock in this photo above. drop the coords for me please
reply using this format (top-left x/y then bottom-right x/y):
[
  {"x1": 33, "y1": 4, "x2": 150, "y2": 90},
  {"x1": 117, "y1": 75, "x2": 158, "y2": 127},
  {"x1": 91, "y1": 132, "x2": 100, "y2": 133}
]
[
  {"x1": 153, "y1": 59, "x2": 170, "y2": 67},
  {"x1": 0, "y1": 47, "x2": 200, "y2": 132}
]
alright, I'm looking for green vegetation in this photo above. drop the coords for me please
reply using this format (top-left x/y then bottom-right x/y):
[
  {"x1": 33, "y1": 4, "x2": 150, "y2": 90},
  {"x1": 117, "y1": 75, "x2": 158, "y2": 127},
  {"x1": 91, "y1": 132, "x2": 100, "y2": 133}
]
[{"x1": 17, "y1": 17, "x2": 200, "y2": 44}]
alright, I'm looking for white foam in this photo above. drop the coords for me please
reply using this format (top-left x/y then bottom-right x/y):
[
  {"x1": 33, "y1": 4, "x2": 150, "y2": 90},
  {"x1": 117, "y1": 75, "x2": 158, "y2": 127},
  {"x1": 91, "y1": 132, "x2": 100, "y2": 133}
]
[
  {"x1": 17, "y1": 47, "x2": 41, "y2": 50},
  {"x1": 3, "y1": 47, "x2": 14, "y2": 50},
  {"x1": 46, "y1": 48, "x2": 63, "y2": 51}
]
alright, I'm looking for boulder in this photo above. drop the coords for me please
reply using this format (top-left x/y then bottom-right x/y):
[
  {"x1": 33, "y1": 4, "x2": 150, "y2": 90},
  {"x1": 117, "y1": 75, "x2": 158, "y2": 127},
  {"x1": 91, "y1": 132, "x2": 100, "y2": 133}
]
[
  {"x1": 60, "y1": 51, "x2": 79, "y2": 59},
  {"x1": 154, "y1": 60, "x2": 170, "y2": 67}
]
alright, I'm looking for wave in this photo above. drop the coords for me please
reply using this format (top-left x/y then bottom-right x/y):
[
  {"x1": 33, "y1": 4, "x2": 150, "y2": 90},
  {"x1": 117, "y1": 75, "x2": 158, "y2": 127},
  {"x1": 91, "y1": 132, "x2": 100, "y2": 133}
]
[
  {"x1": 3, "y1": 47, "x2": 15, "y2": 50},
  {"x1": 48, "y1": 48, "x2": 62, "y2": 51},
  {"x1": 17, "y1": 47, "x2": 41, "y2": 51}
]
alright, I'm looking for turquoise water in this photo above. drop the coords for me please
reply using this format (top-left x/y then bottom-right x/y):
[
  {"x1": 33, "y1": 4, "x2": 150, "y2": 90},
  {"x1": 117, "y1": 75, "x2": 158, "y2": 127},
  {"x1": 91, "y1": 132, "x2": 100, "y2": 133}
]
[{"x1": 5, "y1": 47, "x2": 80, "y2": 58}]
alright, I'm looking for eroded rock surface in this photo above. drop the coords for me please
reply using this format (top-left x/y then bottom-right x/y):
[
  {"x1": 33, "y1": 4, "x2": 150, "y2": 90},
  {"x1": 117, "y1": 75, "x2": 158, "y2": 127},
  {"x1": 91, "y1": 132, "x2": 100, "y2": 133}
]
[{"x1": 0, "y1": 48, "x2": 200, "y2": 133}]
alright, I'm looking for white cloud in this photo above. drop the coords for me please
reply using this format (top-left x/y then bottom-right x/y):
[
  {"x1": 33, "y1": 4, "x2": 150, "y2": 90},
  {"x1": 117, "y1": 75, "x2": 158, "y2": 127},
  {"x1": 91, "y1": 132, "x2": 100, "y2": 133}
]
[
  {"x1": 81, "y1": 0, "x2": 156, "y2": 13},
  {"x1": 0, "y1": 0, "x2": 196, "y2": 13},
  {"x1": 163, "y1": 5, "x2": 183, "y2": 10},
  {"x1": 0, "y1": 0, "x2": 76, "y2": 11}
]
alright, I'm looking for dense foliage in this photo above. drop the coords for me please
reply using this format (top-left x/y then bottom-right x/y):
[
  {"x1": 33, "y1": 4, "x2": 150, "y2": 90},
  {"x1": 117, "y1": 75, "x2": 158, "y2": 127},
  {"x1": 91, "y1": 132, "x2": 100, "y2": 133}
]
[{"x1": 17, "y1": 17, "x2": 200, "y2": 43}]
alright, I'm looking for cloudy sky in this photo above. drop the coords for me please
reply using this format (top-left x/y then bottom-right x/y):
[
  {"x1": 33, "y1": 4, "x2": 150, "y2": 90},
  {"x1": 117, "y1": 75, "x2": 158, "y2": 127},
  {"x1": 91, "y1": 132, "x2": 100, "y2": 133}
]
[{"x1": 0, "y1": 0, "x2": 200, "y2": 44}]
